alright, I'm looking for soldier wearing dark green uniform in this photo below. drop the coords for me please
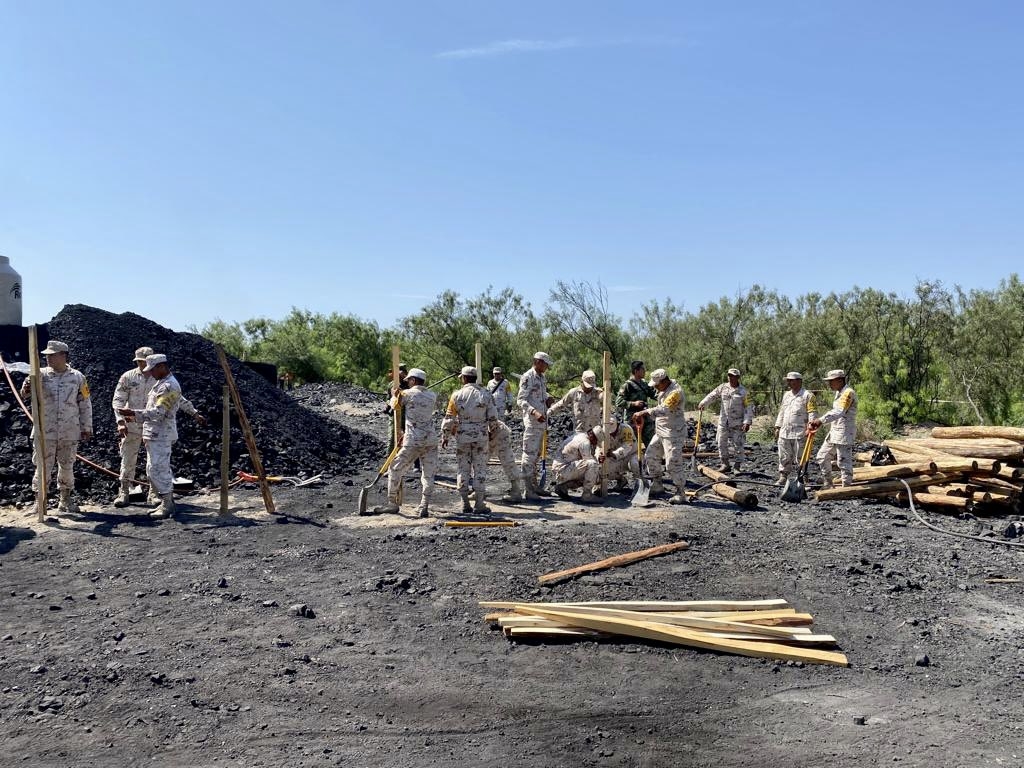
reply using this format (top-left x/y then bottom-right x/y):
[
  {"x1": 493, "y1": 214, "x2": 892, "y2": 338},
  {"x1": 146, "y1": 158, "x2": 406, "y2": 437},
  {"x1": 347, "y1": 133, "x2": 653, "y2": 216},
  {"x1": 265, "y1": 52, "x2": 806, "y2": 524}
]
[{"x1": 615, "y1": 360, "x2": 656, "y2": 447}]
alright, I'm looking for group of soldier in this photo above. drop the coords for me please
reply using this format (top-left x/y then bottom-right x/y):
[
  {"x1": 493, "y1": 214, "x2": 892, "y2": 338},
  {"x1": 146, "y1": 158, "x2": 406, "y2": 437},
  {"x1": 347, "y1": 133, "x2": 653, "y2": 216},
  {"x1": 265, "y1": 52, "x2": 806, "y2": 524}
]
[
  {"x1": 20, "y1": 341, "x2": 858, "y2": 521},
  {"x1": 21, "y1": 341, "x2": 202, "y2": 520},
  {"x1": 373, "y1": 352, "x2": 858, "y2": 518}
]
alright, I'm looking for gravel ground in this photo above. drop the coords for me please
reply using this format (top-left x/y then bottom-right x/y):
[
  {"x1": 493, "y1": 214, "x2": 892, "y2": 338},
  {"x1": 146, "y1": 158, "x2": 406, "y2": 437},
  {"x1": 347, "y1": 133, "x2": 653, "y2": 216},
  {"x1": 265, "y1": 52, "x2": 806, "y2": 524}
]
[{"x1": 1, "y1": 385, "x2": 1023, "y2": 768}]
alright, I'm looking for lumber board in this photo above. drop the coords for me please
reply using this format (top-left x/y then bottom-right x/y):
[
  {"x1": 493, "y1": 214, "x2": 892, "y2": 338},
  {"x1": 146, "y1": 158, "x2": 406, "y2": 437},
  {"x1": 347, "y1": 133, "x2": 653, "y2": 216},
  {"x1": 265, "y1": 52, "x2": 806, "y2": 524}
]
[
  {"x1": 537, "y1": 540, "x2": 690, "y2": 585},
  {"x1": 512, "y1": 604, "x2": 814, "y2": 641},
  {"x1": 505, "y1": 627, "x2": 606, "y2": 639},
  {"x1": 444, "y1": 521, "x2": 518, "y2": 527},
  {"x1": 931, "y1": 426, "x2": 1024, "y2": 441},
  {"x1": 698, "y1": 631, "x2": 837, "y2": 645},
  {"x1": 480, "y1": 598, "x2": 791, "y2": 612},
  {"x1": 28, "y1": 326, "x2": 47, "y2": 522},
  {"x1": 527, "y1": 607, "x2": 849, "y2": 666}
]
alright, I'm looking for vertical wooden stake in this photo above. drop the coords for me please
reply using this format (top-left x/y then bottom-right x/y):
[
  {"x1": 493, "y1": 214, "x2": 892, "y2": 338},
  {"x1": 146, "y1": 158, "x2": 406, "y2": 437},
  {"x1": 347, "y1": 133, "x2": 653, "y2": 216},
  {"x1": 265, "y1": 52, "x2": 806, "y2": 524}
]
[
  {"x1": 216, "y1": 345, "x2": 276, "y2": 515},
  {"x1": 475, "y1": 342, "x2": 483, "y2": 383},
  {"x1": 28, "y1": 326, "x2": 48, "y2": 522},
  {"x1": 219, "y1": 385, "x2": 231, "y2": 517},
  {"x1": 601, "y1": 351, "x2": 611, "y2": 497},
  {"x1": 392, "y1": 345, "x2": 403, "y2": 505}
]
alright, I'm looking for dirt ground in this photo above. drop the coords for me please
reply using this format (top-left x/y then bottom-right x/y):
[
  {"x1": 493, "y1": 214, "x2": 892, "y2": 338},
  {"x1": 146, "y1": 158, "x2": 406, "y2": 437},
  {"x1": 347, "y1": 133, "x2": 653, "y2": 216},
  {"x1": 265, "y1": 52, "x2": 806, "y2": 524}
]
[{"x1": 2, "y1": 390, "x2": 1023, "y2": 768}]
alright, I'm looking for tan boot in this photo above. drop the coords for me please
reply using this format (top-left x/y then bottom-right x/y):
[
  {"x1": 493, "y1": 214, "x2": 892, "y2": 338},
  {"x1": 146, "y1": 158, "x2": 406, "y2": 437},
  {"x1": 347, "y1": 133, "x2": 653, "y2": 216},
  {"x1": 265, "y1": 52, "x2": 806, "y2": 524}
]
[
  {"x1": 113, "y1": 481, "x2": 132, "y2": 508},
  {"x1": 149, "y1": 492, "x2": 176, "y2": 519},
  {"x1": 668, "y1": 494, "x2": 687, "y2": 505},
  {"x1": 502, "y1": 479, "x2": 525, "y2": 503},
  {"x1": 580, "y1": 487, "x2": 597, "y2": 504},
  {"x1": 773, "y1": 474, "x2": 787, "y2": 487},
  {"x1": 57, "y1": 488, "x2": 79, "y2": 514}
]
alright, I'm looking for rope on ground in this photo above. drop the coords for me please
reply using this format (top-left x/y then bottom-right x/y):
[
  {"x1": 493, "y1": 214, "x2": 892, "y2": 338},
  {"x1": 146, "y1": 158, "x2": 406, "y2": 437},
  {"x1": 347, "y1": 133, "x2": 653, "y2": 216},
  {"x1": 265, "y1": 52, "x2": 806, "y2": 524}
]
[{"x1": 896, "y1": 478, "x2": 1024, "y2": 550}]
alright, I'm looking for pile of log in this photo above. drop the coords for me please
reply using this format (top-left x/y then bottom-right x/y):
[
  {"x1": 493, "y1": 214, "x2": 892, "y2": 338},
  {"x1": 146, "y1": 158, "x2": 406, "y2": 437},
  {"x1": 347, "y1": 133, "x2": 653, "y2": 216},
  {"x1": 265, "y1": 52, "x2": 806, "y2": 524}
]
[
  {"x1": 829, "y1": 426, "x2": 1024, "y2": 513},
  {"x1": 480, "y1": 599, "x2": 848, "y2": 667}
]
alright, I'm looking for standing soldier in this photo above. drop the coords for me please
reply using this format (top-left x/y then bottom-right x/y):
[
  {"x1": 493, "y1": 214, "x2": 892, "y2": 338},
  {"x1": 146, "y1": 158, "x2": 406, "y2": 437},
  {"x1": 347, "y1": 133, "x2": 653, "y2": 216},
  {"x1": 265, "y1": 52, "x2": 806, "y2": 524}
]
[
  {"x1": 774, "y1": 372, "x2": 817, "y2": 486},
  {"x1": 548, "y1": 369, "x2": 604, "y2": 432},
  {"x1": 488, "y1": 418, "x2": 525, "y2": 503},
  {"x1": 372, "y1": 368, "x2": 438, "y2": 517},
  {"x1": 20, "y1": 340, "x2": 93, "y2": 515},
  {"x1": 111, "y1": 346, "x2": 205, "y2": 507},
  {"x1": 616, "y1": 360, "x2": 656, "y2": 448},
  {"x1": 596, "y1": 416, "x2": 639, "y2": 491},
  {"x1": 442, "y1": 366, "x2": 498, "y2": 514},
  {"x1": 634, "y1": 369, "x2": 688, "y2": 504},
  {"x1": 517, "y1": 352, "x2": 555, "y2": 499},
  {"x1": 809, "y1": 369, "x2": 858, "y2": 488},
  {"x1": 699, "y1": 368, "x2": 754, "y2": 473},
  {"x1": 552, "y1": 428, "x2": 601, "y2": 503},
  {"x1": 116, "y1": 354, "x2": 182, "y2": 519},
  {"x1": 486, "y1": 367, "x2": 512, "y2": 420}
]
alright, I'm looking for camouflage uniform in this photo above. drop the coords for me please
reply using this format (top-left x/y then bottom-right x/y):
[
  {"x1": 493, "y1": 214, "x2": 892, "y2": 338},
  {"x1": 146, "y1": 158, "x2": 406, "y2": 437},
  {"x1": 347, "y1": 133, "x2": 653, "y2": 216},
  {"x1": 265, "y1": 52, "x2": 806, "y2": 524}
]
[
  {"x1": 486, "y1": 377, "x2": 512, "y2": 419},
  {"x1": 699, "y1": 383, "x2": 754, "y2": 470},
  {"x1": 387, "y1": 384, "x2": 438, "y2": 514},
  {"x1": 516, "y1": 366, "x2": 550, "y2": 492},
  {"x1": 488, "y1": 419, "x2": 524, "y2": 501},
  {"x1": 25, "y1": 366, "x2": 92, "y2": 494},
  {"x1": 775, "y1": 387, "x2": 817, "y2": 478},
  {"x1": 548, "y1": 385, "x2": 604, "y2": 433},
  {"x1": 599, "y1": 422, "x2": 639, "y2": 486},
  {"x1": 817, "y1": 384, "x2": 858, "y2": 487},
  {"x1": 639, "y1": 380, "x2": 687, "y2": 497},
  {"x1": 443, "y1": 383, "x2": 498, "y2": 511},
  {"x1": 552, "y1": 432, "x2": 600, "y2": 494},
  {"x1": 132, "y1": 373, "x2": 183, "y2": 496},
  {"x1": 616, "y1": 377, "x2": 656, "y2": 447},
  {"x1": 113, "y1": 366, "x2": 197, "y2": 485}
]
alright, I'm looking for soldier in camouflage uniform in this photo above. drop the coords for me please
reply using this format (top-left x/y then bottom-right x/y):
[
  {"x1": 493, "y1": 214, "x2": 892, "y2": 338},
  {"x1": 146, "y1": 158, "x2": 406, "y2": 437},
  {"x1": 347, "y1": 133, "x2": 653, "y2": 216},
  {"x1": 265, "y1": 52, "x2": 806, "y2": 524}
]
[
  {"x1": 634, "y1": 369, "x2": 688, "y2": 505},
  {"x1": 810, "y1": 369, "x2": 858, "y2": 488},
  {"x1": 548, "y1": 369, "x2": 605, "y2": 433},
  {"x1": 488, "y1": 418, "x2": 525, "y2": 503},
  {"x1": 111, "y1": 346, "x2": 205, "y2": 507},
  {"x1": 116, "y1": 354, "x2": 182, "y2": 519},
  {"x1": 20, "y1": 340, "x2": 93, "y2": 515},
  {"x1": 443, "y1": 366, "x2": 498, "y2": 513},
  {"x1": 699, "y1": 368, "x2": 754, "y2": 473},
  {"x1": 517, "y1": 352, "x2": 555, "y2": 499},
  {"x1": 595, "y1": 416, "x2": 639, "y2": 491},
  {"x1": 615, "y1": 360, "x2": 655, "y2": 448}
]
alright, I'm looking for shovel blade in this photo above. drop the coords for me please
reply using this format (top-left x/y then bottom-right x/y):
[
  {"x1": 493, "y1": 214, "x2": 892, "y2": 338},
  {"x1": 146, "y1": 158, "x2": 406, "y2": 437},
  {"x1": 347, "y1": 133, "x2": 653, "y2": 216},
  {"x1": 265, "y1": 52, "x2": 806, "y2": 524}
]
[
  {"x1": 631, "y1": 478, "x2": 652, "y2": 507},
  {"x1": 357, "y1": 486, "x2": 370, "y2": 514},
  {"x1": 780, "y1": 477, "x2": 806, "y2": 503}
]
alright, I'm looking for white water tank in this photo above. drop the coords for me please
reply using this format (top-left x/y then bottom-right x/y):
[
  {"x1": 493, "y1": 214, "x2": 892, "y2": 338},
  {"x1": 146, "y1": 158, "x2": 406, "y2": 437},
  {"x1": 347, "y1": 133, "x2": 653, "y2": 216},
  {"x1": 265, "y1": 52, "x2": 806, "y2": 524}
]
[{"x1": 0, "y1": 255, "x2": 23, "y2": 325}]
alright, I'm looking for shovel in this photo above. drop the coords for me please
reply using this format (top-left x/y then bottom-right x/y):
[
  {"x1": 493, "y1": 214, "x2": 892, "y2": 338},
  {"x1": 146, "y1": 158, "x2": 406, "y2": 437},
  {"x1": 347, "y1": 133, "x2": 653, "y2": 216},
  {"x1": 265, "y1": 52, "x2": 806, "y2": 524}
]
[
  {"x1": 357, "y1": 443, "x2": 401, "y2": 514},
  {"x1": 689, "y1": 408, "x2": 703, "y2": 471},
  {"x1": 631, "y1": 416, "x2": 652, "y2": 506},
  {"x1": 358, "y1": 367, "x2": 404, "y2": 514},
  {"x1": 538, "y1": 426, "x2": 548, "y2": 490},
  {"x1": 781, "y1": 429, "x2": 817, "y2": 503}
]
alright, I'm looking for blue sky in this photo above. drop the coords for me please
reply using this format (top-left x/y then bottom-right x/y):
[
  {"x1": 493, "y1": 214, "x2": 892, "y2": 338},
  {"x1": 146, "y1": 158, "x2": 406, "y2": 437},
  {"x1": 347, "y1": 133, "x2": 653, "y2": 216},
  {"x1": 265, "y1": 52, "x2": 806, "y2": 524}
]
[{"x1": 3, "y1": 2, "x2": 1022, "y2": 331}]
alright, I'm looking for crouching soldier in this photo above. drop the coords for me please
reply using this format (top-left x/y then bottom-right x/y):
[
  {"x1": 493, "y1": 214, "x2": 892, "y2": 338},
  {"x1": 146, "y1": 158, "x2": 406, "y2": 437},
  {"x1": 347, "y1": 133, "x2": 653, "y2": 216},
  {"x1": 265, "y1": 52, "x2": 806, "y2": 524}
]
[
  {"x1": 552, "y1": 428, "x2": 601, "y2": 503},
  {"x1": 596, "y1": 416, "x2": 639, "y2": 492}
]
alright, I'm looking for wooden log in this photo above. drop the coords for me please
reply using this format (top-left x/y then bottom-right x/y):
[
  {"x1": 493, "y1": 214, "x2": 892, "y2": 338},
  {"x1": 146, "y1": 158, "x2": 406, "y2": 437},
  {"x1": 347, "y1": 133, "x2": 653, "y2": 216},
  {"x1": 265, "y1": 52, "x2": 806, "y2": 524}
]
[
  {"x1": 852, "y1": 460, "x2": 937, "y2": 482},
  {"x1": 925, "y1": 484, "x2": 969, "y2": 497},
  {"x1": 931, "y1": 426, "x2": 1024, "y2": 441},
  {"x1": 537, "y1": 540, "x2": 690, "y2": 585},
  {"x1": 479, "y1": 598, "x2": 792, "y2": 612},
  {"x1": 697, "y1": 465, "x2": 759, "y2": 509},
  {"x1": 527, "y1": 606, "x2": 849, "y2": 666},
  {"x1": 964, "y1": 476, "x2": 1021, "y2": 494},
  {"x1": 884, "y1": 440, "x2": 1003, "y2": 470},
  {"x1": 28, "y1": 326, "x2": 47, "y2": 522},
  {"x1": 886, "y1": 438, "x2": 1022, "y2": 461},
  {"x1": 901, "y1": 492, "x2": 973, "y2": 511},
  {"x1": 815, "y1": 473, "x2": 958, "y2": 501},
  {"x1": 997, "y1": 466, "x2": 1021, "y2": 480}
]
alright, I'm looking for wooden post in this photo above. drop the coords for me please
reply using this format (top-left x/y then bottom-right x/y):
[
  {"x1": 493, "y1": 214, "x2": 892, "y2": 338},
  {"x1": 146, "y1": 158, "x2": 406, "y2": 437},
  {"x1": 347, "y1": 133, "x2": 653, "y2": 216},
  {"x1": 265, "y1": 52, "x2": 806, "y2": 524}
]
[
  {"x1": 28, "y1": 326, "x2": 48, "y2": 522},
  {"x1": 475, "y1": 342, "x2": 483, "y2": 383},
  {"x1": 219, "y1": 385, "x2": 231, "y2": 517},
  {"x1": 600, "y1": 351, "x2": 611, "y2": 497},
  {"x1": 392, "y1": 345, "x2": 403, "y2": 505},
  {"x1": 215, "y1": 345, "x2": 276, "y2": 515}
]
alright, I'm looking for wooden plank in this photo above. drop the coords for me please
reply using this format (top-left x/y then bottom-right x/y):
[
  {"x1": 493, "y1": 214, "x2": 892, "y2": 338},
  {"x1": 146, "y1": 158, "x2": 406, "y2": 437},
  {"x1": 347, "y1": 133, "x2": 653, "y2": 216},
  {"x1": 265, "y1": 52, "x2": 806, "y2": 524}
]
[
  {"x1": 480, "y1": 598, "x2": 791, "y2": 612},
  {"x1": 219, "y1": 385, "x2": 231, "y2": 517},
  {"x1": 392, "y1": 345, "x2": 403, "y2": 505},
  {"x1": 506, "y1": 627, "x2": 606, "y2": 639},
  {"x1": 527, "y1": 606, "x2": 849, "y2": 666},
  {"x1": 216, "y1": 345, "x2": 275, "y2": 515},
  {"x1": 444, "y1": 520, "x2": 518, "y2": 528},
  {"x1": 537, "y1": 540, "x2": 690, "y2": 585},
  {"x1": 512, "y1": 604, "x2": 815, "y2": 641},
  {"x1": 475, "y1": 342, "x2": 482, "y2": 385},
  {"x1": 28, "y1": 326, "x2": 47, "y2": 522}
]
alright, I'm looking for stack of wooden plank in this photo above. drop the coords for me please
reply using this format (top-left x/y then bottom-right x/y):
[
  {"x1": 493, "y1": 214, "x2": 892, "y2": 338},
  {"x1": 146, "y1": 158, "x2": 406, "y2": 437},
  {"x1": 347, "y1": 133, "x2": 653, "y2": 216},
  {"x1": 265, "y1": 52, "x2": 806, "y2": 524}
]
[
  {"x1": 831, "y1": 426, "x2": 1024, "y2": 513},
  {"x1": 480, "y1": 598, "x2": 849, "y2": 667}
]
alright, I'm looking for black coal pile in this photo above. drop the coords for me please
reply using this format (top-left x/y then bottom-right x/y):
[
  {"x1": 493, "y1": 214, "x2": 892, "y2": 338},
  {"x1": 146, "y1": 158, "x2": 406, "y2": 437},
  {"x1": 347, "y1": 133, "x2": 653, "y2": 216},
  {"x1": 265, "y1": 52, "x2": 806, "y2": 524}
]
[{"x1": 0, "y1": 305, "x2": 381, "y2": 504}]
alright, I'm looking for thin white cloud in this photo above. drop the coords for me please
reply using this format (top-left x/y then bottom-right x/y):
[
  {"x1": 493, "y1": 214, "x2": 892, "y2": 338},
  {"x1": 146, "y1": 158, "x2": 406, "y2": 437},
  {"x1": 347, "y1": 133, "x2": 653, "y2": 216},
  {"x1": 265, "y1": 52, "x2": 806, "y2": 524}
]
[{"x1": 436, "y1": 38, "x2": 582, "y2": 60}]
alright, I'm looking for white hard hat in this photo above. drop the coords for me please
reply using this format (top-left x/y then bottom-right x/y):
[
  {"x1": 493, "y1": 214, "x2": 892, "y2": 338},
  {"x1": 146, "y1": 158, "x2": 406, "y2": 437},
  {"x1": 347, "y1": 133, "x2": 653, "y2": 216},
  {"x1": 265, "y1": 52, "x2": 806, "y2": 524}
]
[
  {"x1": 533, "y1": 352, "x2": 552, "y2": 365},
  {"x1": 648, "y1": 368, "x2": 667, "y2": 385},
  {"x1": 460, "y1": 365, "x2": 477, "y2": 377},
  {"x1": 143, "y1": 354, "x2": 168, "y2": 372},
  {"x1": 407, "y1": 368, "x2": 427, "y2": 383},
  {"x1": 824, "y1": 369, "x2": 847, "y2": 381},
  {"x1": 785, "y1": 371, "x2": 803, "y2": 380},
  {"x1": 727, "y1": 368, "x2": 741, "y2": 377}
]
